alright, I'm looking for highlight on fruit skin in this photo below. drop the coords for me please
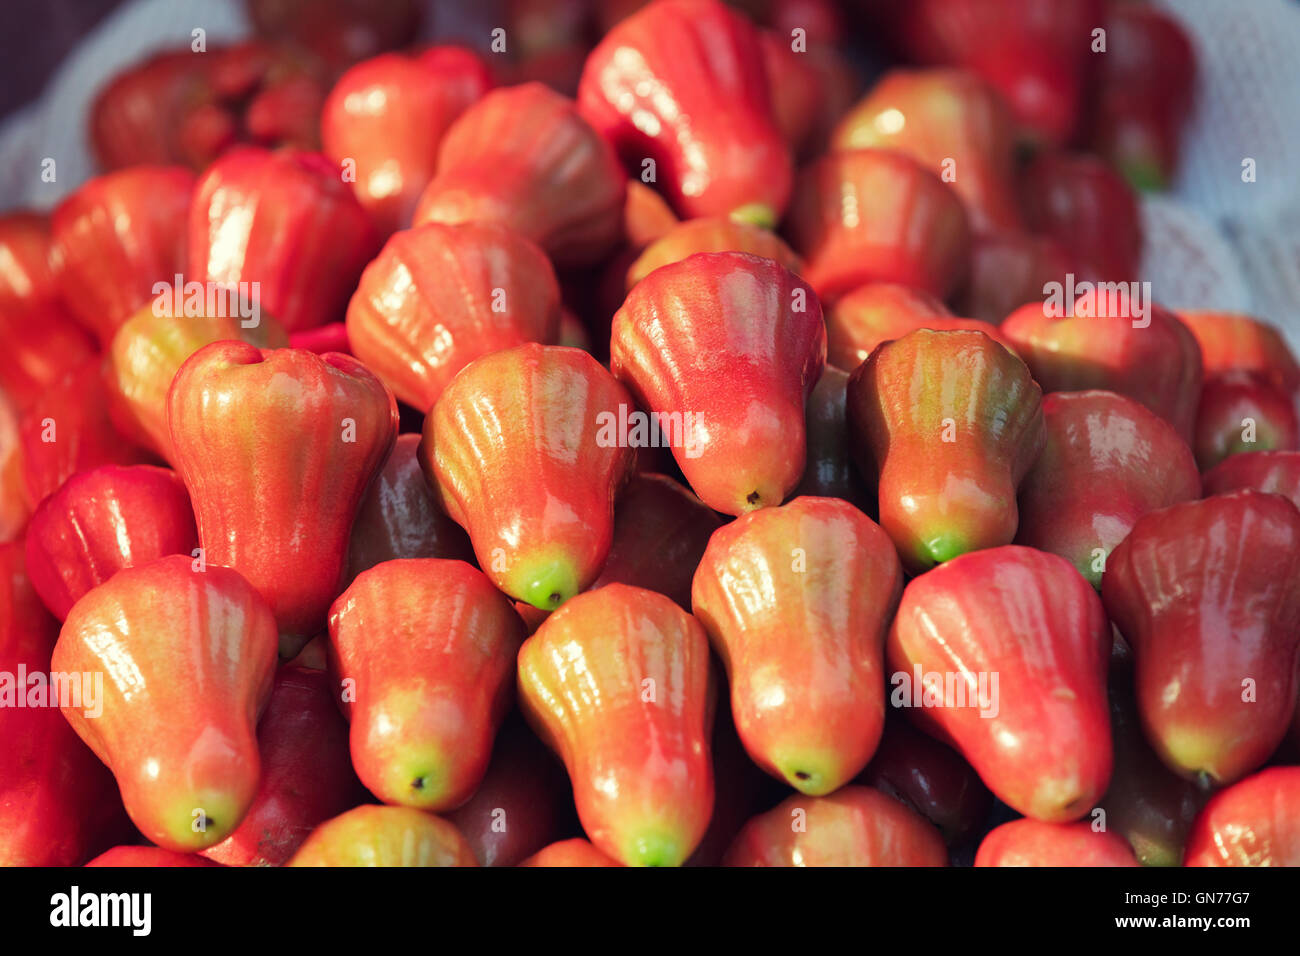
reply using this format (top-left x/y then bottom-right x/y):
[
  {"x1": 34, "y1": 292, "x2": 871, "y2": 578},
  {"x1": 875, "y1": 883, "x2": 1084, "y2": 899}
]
[
  {"x1": 974, "y1": 819, "x2": 1140, "y2": 867},
  {"x1": 288, "y1": 805, "x2": 479, "y2": 867}
]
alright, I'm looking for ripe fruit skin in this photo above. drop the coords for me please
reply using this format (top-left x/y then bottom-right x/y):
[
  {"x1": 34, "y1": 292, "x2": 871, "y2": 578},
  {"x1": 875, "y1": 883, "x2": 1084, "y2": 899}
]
[
  {"x1": 589, "y1": 472, "x2": 722, "y2": 609},
  {"x1": 858, "y1": 717, "x2": 994, "y2": 846},
  {"x1": 0, "y1": 395, "x2": 29, "y2": 543},
  {"x1": 345, "y1": 433, "x2": 473, "y2": 583},
  {"x1": 626, "y1": 218, "x2": 803, "y2": 291},
  {"x1": 959, "y1": 230, "x2": 1072, "y2": 325},
  {"x1": 610, "y1": 252, "x2": 826, "y2": 516},
  {"x1": 200, "y1": 664, "x2": 365, "y2": 866},
  {"x1": 517, "y1": 584, "x2": 714, "y2": 867},
  {"x1": 887, "y1": 545, "x2": 1113, "y2": 822},
  {"x1": 328, "y1": 559, "x2": 524, "y2": 811},
  {"x1": 1202, "y1": 451, "x2": 1300, "y2": 511},
  {"x1": 0, "y1": 543, "x2": 127, "y2": 866},
  {"x1": 794, "y1": 367, "x2": 871, "y2": 507},
  {"x1": 345, "y1": 222, "x2": 562, "y2": 411},
  {"x1": 50, "y1": 166, "x2": 195, "y2": 345},
  {"x1": 1102, "y1": 491, "x2": 1300, "y2": 786},
  {"x1": 1194, "y1": 372, "x2": 1300, "y2": 471},
  {"x1": 1184, "y1": 767, "x2": 1300, "y2": 867},
  {"x1": 420, "y1": 344, "x2": 636, "y2": 610},
  {"x1": 723, "y1": 786, "x2": 948, "y2": 866},
  {"x1": 1001, "y1": 302, "x2": 1203, "y2": 442},
  {"x1": 974, "y1": 820, "x2": 1140, "y2": 867},
  {"x1": 1176, "y1": 310, "x2": 1300, "y2": 401},
  {"x1": 1015, "y1": 390, "x2": 1202, "y2": 588},
  {"x1": 847, "y1": 329, "x2": 1045, "y2": 572},
  {"x1": 105, "y1": 301, "x2": 289, "y2": 463},
  {"x1": 187, "y1": 147, "x2": 381, "y2": 332},
  {"x1": 320, "y1": 47, "x2": 493, "y2": 236},
  {"x1": 168, "y1": 342, "x2": 399, "y2": 652},
  {"x1": 578, "y1": 0, "x2": 792, "y2": 226},
  {"x1": 288, "y1": 805, "x2": 478, "y2": 867},
  {"x1": 52, "y1": 555, "x2": 279, "y2": 852},
  {"x1": 692, "y1": 497, "x2": 903, "y2": 795},
  {"x1": 414, "y1": 83, "x2": 625, "y2": 267},
  {"x1": 832, "y1": 68, "x2": 1024, "y2": 234},
  {"x1": 519, "y1": 838, "x2": 622, "y2": 867},
  {"x1": 24, "y1": 464, "x2": 198, "y2": 620},
  {"x1": 786, "y1": 149, "x2": 972, "y2": 301},
  {"x1": 86, "y1": 847, "x2": 221, "y2": 867}
]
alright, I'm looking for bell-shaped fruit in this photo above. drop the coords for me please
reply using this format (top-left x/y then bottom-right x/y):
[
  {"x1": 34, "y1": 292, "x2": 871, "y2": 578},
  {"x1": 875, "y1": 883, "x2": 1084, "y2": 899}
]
[
  {"x1": 168, "y1": 343, "x2": 399, "y2": 650},
  {"x1": 1001, "y1": 301, "x2": 1203, "y2": 441},
  {"x1": 321, "y1": 47, "x2": 493, "y2": 236},
  {"x1": 1102, "y1": 490, "x2": 1300, "y2": 785},
  {"x1": 413, "y1": 83, "x2": 625, "y2": 267},
  {"x1": 692, "y1": 497, "x2": 902, "y2": 794},
  {"x1": 786, "y1": 149, "x2": 971, "y2": 301},
  {"x1": 723, "y1": 786, "x2": 948, "y2": 866},
  {"x1": 187, "y1": 146, "x2": 380, "y2": 331},
  {"x1": 1184, "y1": 767, "x2": 1300, "y2": 867},
  {"x1": 0, "y1": 543, "x2": 127, "y2": 865},
  {"x1": 589, "y1": 472, "x2": 722, "y2": 609},
  {"x1": 1194, "y1": 372, "x2": 1299, "y2": 471},
  {"x1": 51, "y1": 555, "x2": 279, "y2": 851},
  {"x1": 421, "y1": 343, "x2": 635, "y2": 610},
  {"x1": 24, "y1": 464, "x2": 198, "y2": 620},
  {"x1": 105, "y1": 300, "x2": 289, "y2": 463},
  {"x1": 1015, "y1": 390, "x2": 1201, "y2": 588},
  {"x1": 975, "y1": 819, "x2": 1139, "y2": 867},
  {"x1": 517, "y1": 583, "x2": 714, "y2": 867},
  {"x1": 887, "y1": 545, "x2": 1113, "y2": 821},
  {"x1": 1176, "y1": 310, "x2": 1300, "y2": 401},
  {"x1": 289, "y1": 805, "x2": 478, "y2": 867},
  {"x1": 579, "y1": 0, "x2": 791, "y2": 226},
  {"x1": 610, "y1": 251, "x2": 826, "y2": 515},
  {"x1": 346, "y1": 221, "x2": 561, "y2": 411},
  {"x1": 858, "y1": 716, "x2": 994, "y2": 847},
  {"x1": 519, "y1": 838, "x2": 621, "y2": 867},
  {"x1": 626, "y1": 217, "x2": 803, "y2": 291},
  {"x1": 200, "y1": 663, "x2": 365, "y2": 866},
  {"x1": 346, "y1": 433, "x2": 473, "y2": 582},
  {"x1": 328, "y1": 558, "x2": 524, "y2": 810},
  {"x1": 832, "y1": 68, "x2": 1023, "y2": 234},
  {"x1": 1203, "y1": 450, "x2": 1300, "y2": 510},
  {"x1": 50, "y1": 166, "x2": 195, "y2": 345},
  {"x1": 847, "y1": 328, "x2": 1045, "y2": 571}
]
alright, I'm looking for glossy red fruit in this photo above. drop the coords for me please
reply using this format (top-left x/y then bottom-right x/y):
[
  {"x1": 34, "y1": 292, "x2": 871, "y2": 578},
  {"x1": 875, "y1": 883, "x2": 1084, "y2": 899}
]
[
  {"x1": 168, "y1": 343, "x2": 398, "y2": 651},
  {"x1": 1184, "y1": 767, "x2": 1300, "y2": 866},
  {"x1": 50, "y1": 166, "x2": 195, "y2": 346},
  {"x1": 858, "y1": 717, "x2": 994, "y2": 846},
  {"x1": 1202, "y1": 450, "x2": 1300, "y2": 510},
  {"x1": 724, "y1": 786, "x2": 948, "y2": 866},
  {"x1": 1020, "y1": 151, "x2": 1143, "y2": 284},
  {"x1": 793, "y1": 367, "x2": 871, "y2": 507},
  {"x1": 53, "y1": 555, "x2": 279, "y2": 851},
  {"x1": 414, "y1": 83, "x2": 625, "y2": 267},
  {"x1": 622, "y1": 180, "x2": 680, "y2": 250},
  {"x1": 346, "y1": 434, "x2": 473, "y2": 583},
  {"x1": 288, "y1": 805, "x2": 478, "y2": 867},
  {"x1": 625, "y1": 217, "x2": 804, "y2": 291},
  {"x1": 346, "y1": 222, "x2": 561, "y2": 411},
  {"x1": 1176, "y1": 310, "x2": 1300, "y2": 401},
  {"x1": 610, "y1": 252, "x2": 826, "y2": 515},
  {"x1": 328, "y1": 559, "x2": 524, "y2": 811},
  {"x1": 24, "y1": 465, "x2": 197, "y2": 620},
  {"x1": 518, "y1": 838, "x2": 622, "y2": 867},
  {"x1": 588, "y1": 472, "x2": 721, "y2": 609},
  {"x1": 421, "y1": 344, "x2": 636, "y2": 610},
  {"x1": 188, "y1": 147, "x2": 380, "y2": 332},
  {"x1": 1000, "y1": 301, "x2": 1203, "y2": 442},
  {"x1": 959, "y1": 230, "x2": 1073, "y2": 325},
  {"x1": 1015, "y1": 390, "x2": 1201, "y2": 588},
  {"x1": 975, "y1": 819, "x2": 1140, "y2": 867},
  {"x1": 19, "y1": 358, "x2": 156, "y2": 507},
  {"x1": 86, "y1": 846, "x2": 220, "y2": 867},
  {"x1": 245, "y1": 0, "x2": 420, "y2": 71},
  {"x1": 693, "y1": 497, "x2": 903, "y2": 794},
  {"x1": 1102, "y1": 491, "x2": 1300, "y2": 786},
  {"x1": 446, "y1": 718, "x2": 572, "y2": 867},
  {"x1": 321, "y1": 47, "x2": 493, "y2": 236},
  {"x1": 0, "y1": 211, "x2": 62, "y2": 313},
  {"x1": 787, "y1": 149, "x2": 972, "y2": 301},
  {"x1": 833, "y1": 68, "x2": 1023, "y2": 234},
  {"x1": 1194, "y1": 372, "x2": 1300, "y2": 471},
  {"x1": 0, "y1": 543, "x2": 127, "y2": 866},
  {"x1": 0, "y1": 394, "x2": 29, "y2": 542},
  {"x1": 579, "y1": 0, "x2": 792, "y2": 226},
  {"x1": 518, "y1": 584, "x2": 714, "y2": 867},
  {"x1": 200, "y1": 664, "x2": 365, "y2": 866},
  {"x1": 888, "y1": 545, "x2": 1113, "y2": 822}
]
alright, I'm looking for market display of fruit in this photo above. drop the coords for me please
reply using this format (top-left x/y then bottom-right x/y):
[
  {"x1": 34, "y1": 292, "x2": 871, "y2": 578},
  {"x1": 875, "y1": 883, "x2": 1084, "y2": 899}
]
[{"x1": 5, "y1": 0, "x2": 1300, "y2": 877}]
